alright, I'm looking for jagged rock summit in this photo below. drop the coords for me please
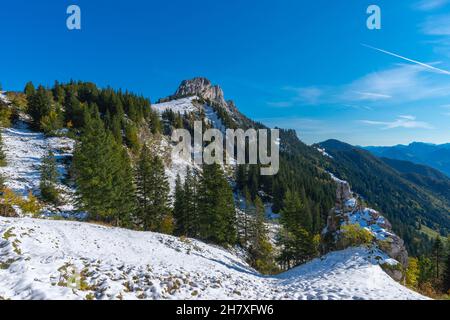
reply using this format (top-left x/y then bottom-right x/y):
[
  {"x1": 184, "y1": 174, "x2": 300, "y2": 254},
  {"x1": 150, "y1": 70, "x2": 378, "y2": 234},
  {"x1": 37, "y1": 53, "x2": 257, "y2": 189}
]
[
  {"x1": 175, "y1": 77, "x2": 225, "y2": 103},
  {"x1": 163, "y1": 77, "x2": 240, "y2": 115}
]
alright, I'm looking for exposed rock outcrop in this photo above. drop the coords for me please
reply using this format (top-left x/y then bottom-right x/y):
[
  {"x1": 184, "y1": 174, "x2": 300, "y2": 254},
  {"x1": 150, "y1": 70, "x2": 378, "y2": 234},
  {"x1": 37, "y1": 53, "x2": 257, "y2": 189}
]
[
  {"x1": 164, "y1": 77, "x2": 242, "y2": 117},
  {"x1": 174, "y1": 77, "x2": 226, "y2": 106},
  {"x1": 323, "y1": 173, "x2": 409, "y2": 282}
]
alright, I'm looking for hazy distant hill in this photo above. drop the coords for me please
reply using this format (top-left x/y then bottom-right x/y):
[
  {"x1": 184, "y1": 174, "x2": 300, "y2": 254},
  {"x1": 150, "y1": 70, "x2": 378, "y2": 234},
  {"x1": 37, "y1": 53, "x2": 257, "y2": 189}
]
[{"x1": 364, "y1": 142, "x2": 450, "y2": 177}]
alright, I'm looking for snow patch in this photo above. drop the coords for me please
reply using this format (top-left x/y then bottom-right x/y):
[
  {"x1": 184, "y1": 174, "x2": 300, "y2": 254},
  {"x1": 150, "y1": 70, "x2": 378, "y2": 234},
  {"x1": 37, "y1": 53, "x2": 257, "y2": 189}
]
[
  {"x1": 152, "y1": 96, "x2": 200, "y2": 114},
  {"x1": 0, "y1": 121, "x2": 76, "y2": 214}
]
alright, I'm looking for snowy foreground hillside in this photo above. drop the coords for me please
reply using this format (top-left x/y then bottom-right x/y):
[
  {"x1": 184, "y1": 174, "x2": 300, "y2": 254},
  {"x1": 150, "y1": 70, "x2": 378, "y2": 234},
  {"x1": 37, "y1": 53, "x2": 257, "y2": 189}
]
[{"x1": 0, "y1": 217, "x2": 426, "y2": 300}]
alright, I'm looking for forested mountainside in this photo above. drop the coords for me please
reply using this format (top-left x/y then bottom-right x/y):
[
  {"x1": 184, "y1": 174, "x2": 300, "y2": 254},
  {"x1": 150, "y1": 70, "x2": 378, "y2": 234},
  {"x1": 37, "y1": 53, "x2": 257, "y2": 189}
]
[
  {"x1": 364, "y1": 143, "x2": 450, "y2": 177},
  {"x1": 318, "y1": 139, "x2": 450, "y2": 256},
  {"x1": 1, "y1": 77, "x2": 449, "y2": 298},
  {"x1": 380, "y1": 158, "x2": 450, "y2": 201},
  {"x1": 0, "y1": 78, "x2": 335, "y2": 272}
]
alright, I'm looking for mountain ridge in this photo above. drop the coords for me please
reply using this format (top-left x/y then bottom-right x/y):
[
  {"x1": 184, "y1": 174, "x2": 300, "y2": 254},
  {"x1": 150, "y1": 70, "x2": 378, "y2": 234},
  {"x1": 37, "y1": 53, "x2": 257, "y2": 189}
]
[{"x1": 364, "y1": 142, "x2": 450, "y2": 177}]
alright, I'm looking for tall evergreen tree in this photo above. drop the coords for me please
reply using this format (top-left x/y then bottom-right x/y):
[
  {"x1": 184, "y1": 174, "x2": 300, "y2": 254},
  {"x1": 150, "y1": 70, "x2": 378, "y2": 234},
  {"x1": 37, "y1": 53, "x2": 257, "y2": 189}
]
[
  {"x1": 73, "y1": 111, "x2": 134, "y2": 226},
  {"x1": 24, "y1": 81, "x2": 35, "y2": 97},
  {"x1": 124, "y1": 122, "x2": 140, "y2": 153},
  {"x1": 248, "y1": 196, "x2": 277, "y2": 274},
  {"x1": 0, "y1": 132, "x2": 6, "y2": 167},
  {"x1": 198, "y1": 163, "x2": 236, "y2": 246},
  {"x1": 64, "y1": 89, "x2": 85, "y2": 128},
  {"x1": 239, "y1": 187, "x2": 253, "y2": 246},
  {"x1": 432, "y1": 236, "x2": 444, "y2": 280},
  {"x1": 27, "y1": 85, "x2": 54, "y2": 129},
  {"x1": 173, "y1": 174, "x2": 185, "y2": 234},
  {"x1": 443, "y1": 240, "x2": 450, "y2": 293},
  {"x1": 173, "y1": 167, "x2": 201, "y2": 237},
  {"x1": 278, "y1": 190, "x2": 319, "y2": 269},
  {"x1": 135, "y1": 145, "x2": 171, "y2": 232},
  {"x1": 148, "y1": 109, "x2": 161, "y2": 134},
  {"x1": 182, "y1": 167, "x2": 200, "y2": 237},
  {"x1": 111, "y1": 143, "x2": 136, "y2": 227},
  {"x1": 39, "y1": 150, "x2": 59, "y2": 204}
]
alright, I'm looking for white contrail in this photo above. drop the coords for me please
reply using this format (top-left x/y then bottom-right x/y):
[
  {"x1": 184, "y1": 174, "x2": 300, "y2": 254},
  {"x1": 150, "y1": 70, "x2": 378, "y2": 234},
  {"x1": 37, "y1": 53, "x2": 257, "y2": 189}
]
[{"x1": 362, "y1": 43, "x2": 450, "y2": 75}]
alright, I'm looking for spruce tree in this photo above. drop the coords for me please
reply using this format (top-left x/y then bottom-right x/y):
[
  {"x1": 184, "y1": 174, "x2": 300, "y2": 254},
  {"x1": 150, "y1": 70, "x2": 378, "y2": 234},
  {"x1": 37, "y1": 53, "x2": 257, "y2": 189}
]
[
  {"x1": 173, "y1": 174, "x2": 185, "y2": 235},
  {"x1": 443, "y1": 242, "x2": 450, "y2": 293},
  {"x1": 198, "y1": 164, "x2": 236, "y2": 246},
  {"x1": 432, "y1": 237, "x2": 444, "y2": 280},
  {"x1": 0, "y1": 132, "x2": 6, "y2": 167},
  {"x1": 24, "y1": 81, "x2": 35, "y2": 97},
  {"x1": 236, "y1": 164, "x2": 247, "y2": 190},
  {"x1": 73, "y1": 111, "x2": 134, "y2": 226},
  {"x1": 174, "y1": 168, "x2": 201, "y2": 237},
  {"x1": 248, "y1": 196, "x2": 277, "y2": 274},
  {"x1": 111, "y1": 143, "x2": 136, "y2": 227},
  {"x1": 182, "y1": 167, "x2": 200, "y2": 237},
  {"x1": 135, "y1": 145, "x2": 171, "y2": 232},
  {"x1": 239, "y1": 187, "x2": 253, "y2": 246},
  {"x1": 278, "y1": 190, "x2": 319, "y2": 268},
  {"x1": 40, "y1": 150, "x2": 59, "y2": 204},
  {"x1": 64, "y1": 89, "x2": 85, "y2": 128},
  {"x1": 27, "y1": 85, "x2": 54, "y2": 129},
  {"x1": 124, "y1": 122, "x2": 140, "y2": 153},
  {"x1": 149, "y1": 109, "x2": 161, "y2": 134}
]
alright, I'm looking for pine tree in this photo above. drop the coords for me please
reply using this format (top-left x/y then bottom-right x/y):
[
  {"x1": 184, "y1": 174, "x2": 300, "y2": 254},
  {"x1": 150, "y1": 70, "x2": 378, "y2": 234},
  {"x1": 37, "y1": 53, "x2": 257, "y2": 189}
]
[
  {"x1": 124, "y1": 122, "x2": 140, "y2": 153},
  {"x1": 248, "y1": 196, "x2": 277, "y2": 274},
  {"x1": 149, "y1": 109, "x2": 161, "y2": 134},
  {"x1": 433, "y1": 237, "x2": 444, "y2": 280},
  {"x1": 52, "y1": 80, "x2": 65, "y2": 104},
  {"x1": 27, "y1": 85, "x2": 54, "y2": 129},
  {"x1": 182, "y1": 167, "x2": 200, "y2": 237},
  {"x1": 236, "y1": 164, "x2": 247, "y2": 190},
  {"x1": 40, "y1": 150, "x2": 59, "y2": 204},
  {"x1": 443, "y1": 241, "x2": 450, "y2": 293},
  {"x1": 239, "y1": 187, "x2": 253, "y2": 246},
  {"x1": 278, "y1": 190, "x2": 319, "y2": 269},
  {"x1": 173, "y1": 174, "x2": 185, "y2": 234},
  {"x1": 279, "y1": 190, "x2": 302, "y2": 230},
  {"x1": 198, "y1": 163, "x2": 236, "y2": 246},
  {"x1": 64, "y1": 89, "x2": 85, "y2": 128},
  {"x1": 418, "y1": 256, "x2": 434, "y2": 287},
  {"x1": 24, "y1": 81, "x2": 35, "y2": 97},
  {"x1": 0, "y1": 132, "x2": 7, "y2": 167},
  {"x1": 135, "y1": 145, "x2": 171, "y2": 232},
  {"x1": 174, "y1": 168, "x2": 201, "y2": 237},
  {"x1": 73, "y1": 111, "x2": 134, "y2": 226},
  {"x1": 111, "y1": 143, "x2": 136, "y2": 227}
]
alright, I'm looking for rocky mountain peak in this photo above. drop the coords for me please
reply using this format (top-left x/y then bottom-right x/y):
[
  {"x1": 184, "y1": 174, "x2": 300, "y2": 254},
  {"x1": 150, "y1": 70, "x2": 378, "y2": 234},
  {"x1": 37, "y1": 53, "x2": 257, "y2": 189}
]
[{"x1": 173, "y1": 77, "x2": 226, "y2": 106}]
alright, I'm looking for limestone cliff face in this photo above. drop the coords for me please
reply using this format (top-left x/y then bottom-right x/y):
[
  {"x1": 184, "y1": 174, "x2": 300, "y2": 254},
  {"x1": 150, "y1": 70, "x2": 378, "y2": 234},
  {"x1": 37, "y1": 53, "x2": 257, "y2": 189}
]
[
  {"x1": 169, "y1": 77, "x2": 241, "y2": 116},
  {"x1": 174, "y1": 77, "x2": 225, "y2": 105}
]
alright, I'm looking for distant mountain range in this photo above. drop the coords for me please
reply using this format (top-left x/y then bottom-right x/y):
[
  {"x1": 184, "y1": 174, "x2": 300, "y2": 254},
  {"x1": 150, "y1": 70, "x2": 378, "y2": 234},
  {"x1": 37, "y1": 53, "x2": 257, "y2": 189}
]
[{"x1": 363, "y1": 142, "x2": 450, "y2": 177}]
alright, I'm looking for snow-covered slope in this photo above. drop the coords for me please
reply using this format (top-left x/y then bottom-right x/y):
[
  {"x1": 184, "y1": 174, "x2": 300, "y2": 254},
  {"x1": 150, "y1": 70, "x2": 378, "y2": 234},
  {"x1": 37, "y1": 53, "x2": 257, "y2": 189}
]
[
  {"x1": 0, "y1": 217, "x2": 426, "y2": 300},
  {"x1": 153, "y1": 96, "x2": 200, "y2": 114},
  {"x1": 0, "y1": 92, "x2": 8, "y2": 105},
  {"x1": 0, "y1": 122, "x2": 76, "y2": 214},
  {"x1": 153, "y1": 96, "x2": 226, "y2": 133}
]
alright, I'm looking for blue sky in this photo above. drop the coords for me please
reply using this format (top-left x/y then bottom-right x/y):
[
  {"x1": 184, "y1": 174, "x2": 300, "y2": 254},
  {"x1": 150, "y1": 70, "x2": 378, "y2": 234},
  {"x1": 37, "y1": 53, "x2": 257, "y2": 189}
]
[{"x1": 1, "y1": 0, "x2": 449, "y2": 146}]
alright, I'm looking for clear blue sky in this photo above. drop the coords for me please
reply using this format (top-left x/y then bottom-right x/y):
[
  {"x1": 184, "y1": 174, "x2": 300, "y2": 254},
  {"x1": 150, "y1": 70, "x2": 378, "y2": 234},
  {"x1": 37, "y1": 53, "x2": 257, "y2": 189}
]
[{"x1": 1, "y1": 0, "x2": 449, "y2": 145}]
